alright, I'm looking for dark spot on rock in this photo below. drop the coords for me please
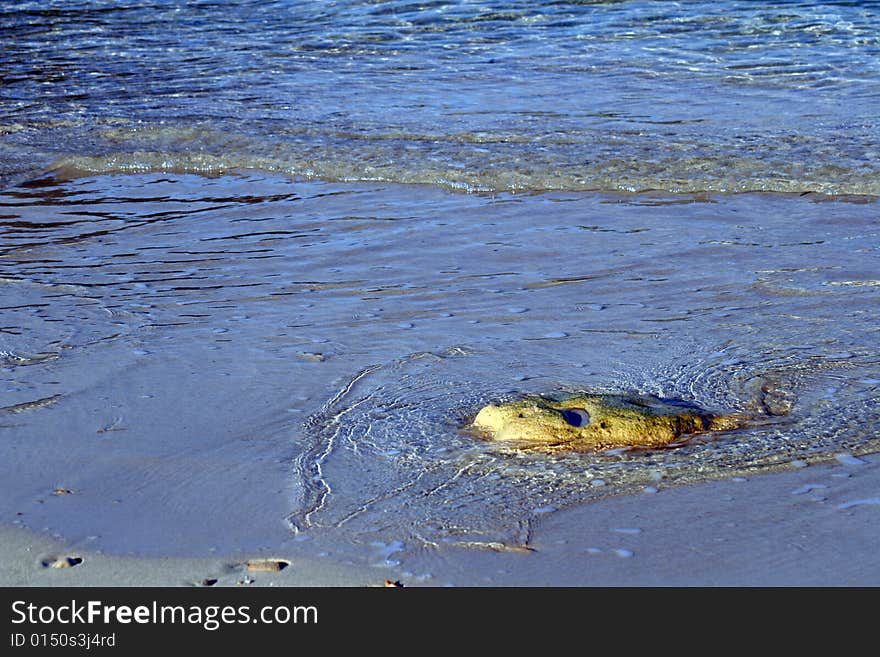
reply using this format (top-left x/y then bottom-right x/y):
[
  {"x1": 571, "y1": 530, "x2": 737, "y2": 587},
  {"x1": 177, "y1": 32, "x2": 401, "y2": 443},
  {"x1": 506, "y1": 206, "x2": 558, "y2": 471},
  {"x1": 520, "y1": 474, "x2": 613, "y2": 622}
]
[{"x1": 560, "y1": 408, "x2": 591, "y2": 427}]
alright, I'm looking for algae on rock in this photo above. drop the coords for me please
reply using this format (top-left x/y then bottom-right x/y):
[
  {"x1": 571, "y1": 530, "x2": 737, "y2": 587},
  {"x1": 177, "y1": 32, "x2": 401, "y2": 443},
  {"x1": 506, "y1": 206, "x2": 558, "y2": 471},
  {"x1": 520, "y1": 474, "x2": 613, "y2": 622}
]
[{"x1": 472, "y1": 394, "x2": 742, "y2": 452}]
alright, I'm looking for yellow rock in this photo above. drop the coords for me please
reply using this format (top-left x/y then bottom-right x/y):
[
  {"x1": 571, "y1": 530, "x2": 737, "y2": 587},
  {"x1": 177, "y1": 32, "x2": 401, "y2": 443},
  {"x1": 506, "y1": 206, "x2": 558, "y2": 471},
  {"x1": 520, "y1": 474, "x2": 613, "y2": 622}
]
[{"x1": 472, "y1": 394, "x2": 742, "y2": 452}]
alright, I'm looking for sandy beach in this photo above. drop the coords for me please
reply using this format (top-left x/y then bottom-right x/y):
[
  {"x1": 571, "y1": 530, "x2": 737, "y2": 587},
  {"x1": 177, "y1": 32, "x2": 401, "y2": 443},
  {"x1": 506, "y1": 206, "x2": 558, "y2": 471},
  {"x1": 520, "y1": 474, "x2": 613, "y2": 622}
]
[
  {"x1": 3, "y1": 2, "x2": 879, "y2": 589},
  {"x1": 3, "y1": 450, "x2": 878, "y2": 587},
  {"x1": 2, "y1": 175, "x2": 879, "y2": 588}
]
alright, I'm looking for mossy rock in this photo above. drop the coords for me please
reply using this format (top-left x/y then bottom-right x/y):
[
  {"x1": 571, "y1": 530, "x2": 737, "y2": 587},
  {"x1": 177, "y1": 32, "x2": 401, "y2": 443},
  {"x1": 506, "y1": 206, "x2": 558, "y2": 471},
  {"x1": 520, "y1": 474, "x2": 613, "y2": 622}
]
[{"x1": 472, "y1": 393, "x2": 743, "y2": 452}]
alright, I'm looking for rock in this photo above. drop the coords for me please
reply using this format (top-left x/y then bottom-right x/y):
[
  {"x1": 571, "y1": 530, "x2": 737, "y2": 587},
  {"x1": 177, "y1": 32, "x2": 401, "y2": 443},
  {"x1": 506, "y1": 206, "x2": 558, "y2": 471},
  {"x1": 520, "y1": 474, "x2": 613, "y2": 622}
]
[
  {"x1": 245, "y1": 558, "x2": 290, "y2": 573},
  {"x1": 42, "y1": 556, "x2": 83, "y2": 569},
  {"x1": 471, "y1": 393, "x2": 743, "y2": 452}
]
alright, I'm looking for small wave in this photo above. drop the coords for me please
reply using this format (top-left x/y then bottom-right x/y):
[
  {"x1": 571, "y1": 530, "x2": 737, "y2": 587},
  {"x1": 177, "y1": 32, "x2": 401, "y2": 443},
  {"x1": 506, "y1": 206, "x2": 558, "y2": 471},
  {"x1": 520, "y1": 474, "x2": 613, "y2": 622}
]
[{"x1": 51, "y1": 147, "x2": 880, "y2": 197}]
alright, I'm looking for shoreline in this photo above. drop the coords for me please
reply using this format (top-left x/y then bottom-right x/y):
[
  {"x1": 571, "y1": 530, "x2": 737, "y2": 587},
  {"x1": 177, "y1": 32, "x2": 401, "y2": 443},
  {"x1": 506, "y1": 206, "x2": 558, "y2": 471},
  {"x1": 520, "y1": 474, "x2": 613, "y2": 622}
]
[
  {"x1": 4, "y1": 451, "x2": 878, "y2": 587},
  {"x1": 2, "y1": 173, "x2": 878, "y2": 588}
]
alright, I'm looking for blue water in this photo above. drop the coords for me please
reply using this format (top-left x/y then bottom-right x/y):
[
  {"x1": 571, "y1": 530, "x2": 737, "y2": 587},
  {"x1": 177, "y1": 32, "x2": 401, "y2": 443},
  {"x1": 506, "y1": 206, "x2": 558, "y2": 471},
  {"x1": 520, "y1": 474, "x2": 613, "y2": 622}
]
[{"x1": 2, "y1": 0, "x2": 879, "y2": 193}]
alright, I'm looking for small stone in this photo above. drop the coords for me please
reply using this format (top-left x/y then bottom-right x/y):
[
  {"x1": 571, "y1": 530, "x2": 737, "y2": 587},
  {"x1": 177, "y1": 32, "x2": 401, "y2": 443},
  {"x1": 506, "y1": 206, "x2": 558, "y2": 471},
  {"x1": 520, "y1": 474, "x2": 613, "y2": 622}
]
[
  {"x1": 245, "y1": 558, "x2": 290, "y2": 573},
  {"x1": 43, "y1": 556, "x2": 83, "y2": 569}
]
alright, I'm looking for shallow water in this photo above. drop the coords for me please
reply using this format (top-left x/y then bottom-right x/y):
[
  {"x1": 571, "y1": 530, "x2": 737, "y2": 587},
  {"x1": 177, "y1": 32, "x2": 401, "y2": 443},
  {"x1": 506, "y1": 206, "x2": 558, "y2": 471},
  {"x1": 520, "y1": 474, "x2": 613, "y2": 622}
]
[
  {"x1": 2, "y1": 1, "x2": 880, "y2": 194},
  {"x1": 1, "y1": 173, "x2": 878, "y2": 555}
]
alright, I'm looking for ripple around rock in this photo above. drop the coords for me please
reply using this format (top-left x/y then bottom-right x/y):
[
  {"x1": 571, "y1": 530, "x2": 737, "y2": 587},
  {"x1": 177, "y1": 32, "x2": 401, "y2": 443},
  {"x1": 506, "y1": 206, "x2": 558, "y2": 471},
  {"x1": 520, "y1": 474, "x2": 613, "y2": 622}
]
[{"x1": 285, "y1": 342, "x2": 880, "y2": 552}]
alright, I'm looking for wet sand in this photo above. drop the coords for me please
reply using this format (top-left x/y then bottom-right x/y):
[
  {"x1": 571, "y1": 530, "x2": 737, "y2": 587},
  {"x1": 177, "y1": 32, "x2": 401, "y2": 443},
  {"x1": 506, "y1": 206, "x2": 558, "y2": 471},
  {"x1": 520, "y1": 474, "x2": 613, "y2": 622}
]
[
  {"x1": 3, "y1": 451, "x2": 878, "y2": 587},
  {"x1": 4, "y1": 1, "x2": 880, "y2": 590},
  {"x1": 2, "y1": 175, "x2": 878, "y2": 587}
]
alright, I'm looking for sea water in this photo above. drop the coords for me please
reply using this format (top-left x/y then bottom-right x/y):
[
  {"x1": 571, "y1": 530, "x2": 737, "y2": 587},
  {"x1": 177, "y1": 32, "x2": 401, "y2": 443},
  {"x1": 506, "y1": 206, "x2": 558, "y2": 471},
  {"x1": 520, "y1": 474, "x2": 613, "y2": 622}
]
[{"x1": 1, "y1": 1, "x2": 878, "y2": 558}]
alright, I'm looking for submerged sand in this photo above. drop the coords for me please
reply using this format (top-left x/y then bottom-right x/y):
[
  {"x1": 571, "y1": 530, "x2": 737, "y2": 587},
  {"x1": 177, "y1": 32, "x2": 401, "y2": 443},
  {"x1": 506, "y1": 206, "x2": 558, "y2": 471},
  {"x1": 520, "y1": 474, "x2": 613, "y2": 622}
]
[{"x1": 2, "y1": 175, "x2": 878, "y2": 587}]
